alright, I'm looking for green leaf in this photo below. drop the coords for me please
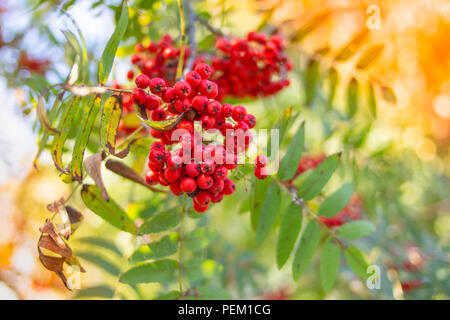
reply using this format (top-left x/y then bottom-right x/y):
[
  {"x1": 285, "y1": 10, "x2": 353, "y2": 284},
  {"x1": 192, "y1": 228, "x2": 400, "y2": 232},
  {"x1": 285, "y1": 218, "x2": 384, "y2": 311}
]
[
  {"x1": 51, "y1": 97, "x2": 78, "y2": 173},
  {"x1": 276, "y1": 202, "x2": 303, "y2": 269},
  {"x1": 318, "y1": 183, "x2": 354, "y2": 218},
  {"x1": 320, "y1": 238, "x2": 340, "y2": 292},
  {"x1": 381, "y1": 86, "x2": 397, "y2": 104},
  {"x1": 77, "y1": 251, "x2": 121, "y2": 276},
  {"x1": 278, "y1": 122, "x2": 305, "y2": 181},
  {"x1": 250, "y1": 177, "x2": 271, "y2": 230},
  {"x1": 184, "y1": 258, "x2": 223, "y2": 281},
  {"x1": 129, "y1": 137, "x2": 154, "y2": 156},
  {"x1": 185, "y1": 286, "x2": 232, "y2": 300},
  {"x1": 356, "y1": 44, "x2": 384, "y2": 69},
  {"x1": 367, "y1": 82, "x2": 377, "y2": 118},
  {"x1": 344, "y1": 245, "x2": 370, "y2": 280},
  {"x1": 336, "y1": 30, "x2": 368, "y2": 61},
  {"x1": 100, "y1": 95, "x2": 123, "y2": 156},
  {"x1": 347, "y1": 77, "x2": 359, "y2": 118},
  {"x1": 98, "y1": 0, "x2": 129, "y2": 84},
  {"x1": 153, "y1": 290, "x2": 180, "y2": 300},
  {"x1": 292, "y1": 220, "x2": 322, "y2": 280},
  {"x1": 77, "y1": 237, "x2": 122, "y2": 257},
  {"x1": 304, "y1": 59, "x2": 320, "y2": 106},
  {"x1": 119, "y1": 259, "x2": 177, "y2": 285},
  {"x1": 129, "y1": 233, "x2": 179, "y2": 262},
  {"x1": 81, "y1": 184, "x2": 137, "y2": 234},
  {"x1": 255, "y1": 182, "x2": 282, "y2": 246},
  {"x1": 184, "y1": 228, "x2": 219, "y2": 252},
  {"x1": 69, "y1": 96, "x2": 103, "y2": 182},
  {"x1": 138, "y1": 207, "x2": 181, "y2": 235},
  {"x1": 328, "y1": 67, "x2": 339, "y2": 108},
  {"x1": 297, "y1": 154, "x2": 340, "y2": 201},
  {"x1": 337, "y1": 220, "x2": 375, "y2": 240},
  {"x1": 268, "y1": 106, "x2": 295, "y2": 157},
  {"x1": 73, "y1": 285, "x2": 115, "y2": 299}
]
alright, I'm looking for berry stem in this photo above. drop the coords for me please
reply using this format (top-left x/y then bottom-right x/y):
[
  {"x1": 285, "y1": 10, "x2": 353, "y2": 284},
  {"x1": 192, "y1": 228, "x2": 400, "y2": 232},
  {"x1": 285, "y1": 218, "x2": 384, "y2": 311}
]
[{"x1": 176, "y1": 0, "x2": 186, "y2": 80}]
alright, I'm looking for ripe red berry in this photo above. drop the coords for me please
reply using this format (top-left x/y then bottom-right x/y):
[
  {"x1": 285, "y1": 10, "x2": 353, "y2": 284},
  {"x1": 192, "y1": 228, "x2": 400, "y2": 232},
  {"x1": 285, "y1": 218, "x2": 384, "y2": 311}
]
[
  {"x1": 149, "y1": 149, "x2": 165, "y2": 164},
  {"x1": 174, "y1": 81, "x2": 191, "y2": 98},
  {"x1": 231, "y1": 105, "x2": 247, "y2": 121},
  {"x1": 162, "y1": 87, "x2": 176, "y2": 103},
  {"x1": 174, "y1": 98, "x2": 190, "y2": 113},
  {"x1": 132, "y1": 88, "x2": 147, "y2": 105},
  {"x1": 244, "y1": 114, "x2": 256, "y2": 128},
  {"x1": 194, "y1": 63, "x2": 212, "y2": 79},
  {"x1": 164, "y1": 167, "x2": 182, "y2": 183},
  {"x1": 198, "y1": 80, "x2": 218, "y2": 99},
  {"x1": 194, "y1": 191, "x2": 211, "y2": 206},
  {"x1": 256, "y1": 155, "x2": 268, "y2": 167},
  {"x1": 134, "y1": 42, "x2": 146, "y2": 53},
  {"x1": 167, "y1": 154, "x2": 183, "y2": 169},
  {"x1": 201, "y1": 115, "x2": 216, "y2": 130},
  {"x1": 159, "y1": 173, "x2": 170, "y2": 186},
  {"x1": 192, "y1": 95, "x2": 209, "y2": 112},
  {"x1": 151, "y1": 108, "x2": 167, "y2": 121},
  {"x1": 197, "y1": 174, "x2": 213, "y2": 190},
  {"x1": 223, "y1": 178, "x2": 236, "y2": 195},
  {"x1": 150, "y1": 141, "x2": 165, "y2": 151},
  {"x1": 169, "y1": 182, "x2": 183, "y2": 196},
  {"x1": 185, "y1": 163, "x2": 201, "y2": 178},
  {"x1": 145, "y1": 94, "x2": 161, "y2": 110},
  {"x1": 127, "y1": 70, "x2": 134, "y2": 80},
  {"x1": 185, "y1": 71, "x2": 202, "y2": 88},
  {"x1": 211, "y1": 192, "x2": 224, "y2": 203},
  {"x1": 145, "y1": 170, "x2": 159, "y2": 185},
  {"x1": 221, "y1": 104, "x2": 233, "y2": 118},
  {"x1": 210, "y1": 180, "x2": 225, "y2": 194},
  {"x1": 180, "y1": 177, "x2": 197, "y2": 193},
  {"x1": 207, "y1": 100, "x2": 222, "y2": 116},
  {"x1": 149, "y1": 77, "x2": 166, "y2": 94},
  {"x1": 193, "y1": 201, "x2": 209, "y2": 212},
  {"x1": 135, "y1": 74, "x2": 150, "y2": 89},
  {"x1": 201, "y1": 160, "x2": 216, "y2": 174},
  {"x1": 213, "y1": 166, "x2": 228, "y2": 180},
  {"x1": 254, "y1": 166, "x2": 269, "y2": 180}
]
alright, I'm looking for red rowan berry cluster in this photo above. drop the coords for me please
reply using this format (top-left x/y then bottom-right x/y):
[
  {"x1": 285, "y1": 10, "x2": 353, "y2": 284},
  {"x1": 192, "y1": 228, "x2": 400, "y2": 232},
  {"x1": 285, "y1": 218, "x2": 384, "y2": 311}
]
[
  {"x1": 131, "y1": 63, "x2": 260, "y2": 212},
  {"x1": 211, "y1": 32, "x2": 292, "y2": 100},
  {"x1": 319, "y1": 193, "x2": 363, "y2": 227}
]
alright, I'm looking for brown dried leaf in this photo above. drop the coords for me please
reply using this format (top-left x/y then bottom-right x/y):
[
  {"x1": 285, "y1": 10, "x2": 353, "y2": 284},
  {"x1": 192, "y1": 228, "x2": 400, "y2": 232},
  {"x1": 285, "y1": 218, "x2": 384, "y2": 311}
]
[
  {"x1": 84, "y1": 151, "x2": 109, "y2": 201},
  {"x1": 105, "y1": 159, "x2": 167, "y2": 193},
  {"x1": 66, "y1": 205, "x2": 83, "y2": 236},
  {"x1": 38, "y1": 235, "x2": 72, "y2": 259}
]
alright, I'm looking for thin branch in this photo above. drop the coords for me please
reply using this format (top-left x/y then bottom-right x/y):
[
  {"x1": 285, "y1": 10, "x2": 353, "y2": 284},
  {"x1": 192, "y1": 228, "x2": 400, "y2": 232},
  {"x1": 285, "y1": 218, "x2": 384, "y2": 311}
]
[
  {"x1": 184, "y1": 0, "x2": 197, "y2": 75},
  {"x1": 176, "y1": 0, "x2": 186, "y2": 79}
]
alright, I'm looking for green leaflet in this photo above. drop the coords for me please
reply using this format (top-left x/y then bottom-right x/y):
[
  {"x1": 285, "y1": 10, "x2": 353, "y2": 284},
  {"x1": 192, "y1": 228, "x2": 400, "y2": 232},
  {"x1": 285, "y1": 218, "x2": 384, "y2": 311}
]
[
  {"x1": 320, "y1": 238, "x2": 341, "y2": 292},
  {"x1": 255, "y1": 182, "x2": 282, "y2": 246},
  {"x1": 250, "y1": 177, "x2": 271, "y2": 230},
  {"x1": 278, "y1": 122, "x2": 305, "y2": 181},
  {"x1": 381, "y1": 86, "x2": 397, "y2": 103},
  {"x1": 344, "y1": 245, "x2": 370, "y2": 280},
  {"x1": 297, "y1": 154, "x2": 340, "y2": 201},
  {"x1": 73, "y1": 285, "x2": 115, "y2": 299},
  {"x1": 184, "y1": 228, "x2": 219, "y2": 252},
  {"x1": 292, "y1": 220, "x2": 321, "y2": 280},
  {"x1": 347, "y1": 77, "x2": 359, "y2": 118},
  {"x1": 119, "y1": 259, "x2": 178, "y2": 285},
  {"x1": 98, "y1": 0, "x2": 129, "y2": 84},
  {"x1": 335, "y1": 30, "x2": 368, "y2": 61},
  {"x1": 100, "y1": 95, "x2": 124, "y2": 156},
  {"x1": 367, "y1": 82, "x2": 377, "y2": 118},
  {"x1": 304, "y1": 59, "x2": 320, "y2": 106},
  {"x1": 276, "y1": 202, "x2": 303, "y2": 269},
  {"x1": 77, "y1": 251, "x2": 121, "y2": 276},
  {"x1": 81, "y1": 184, "x2": 137, "y2": 234},
  {"x1": 51, "y1": 97, "x2": 78, "y2": 173},
  {"x1": 337, "y1": 220, "x2": 376, "y2": 240},
  {"x1": 138, "y1": 207, "x2": 181, "y2": 235},
  {"x1": 129, "y1": 233, "x2": 179, "y2": 262},
  {"x1": 328, "y1": 67, "x2": 339, "y2": 108},
  {"x1": 356, "y1": 44, "x2": 384, "y2": 69},
  {"x1": 318, "y1": 183, "x2": 354, "y2": 218},
  {"x1": 69, "y1": 95, "x2": 103, "y2": 181},
  {"x1": 77, "y1": 237, "x2": 123, "y2": 257}
]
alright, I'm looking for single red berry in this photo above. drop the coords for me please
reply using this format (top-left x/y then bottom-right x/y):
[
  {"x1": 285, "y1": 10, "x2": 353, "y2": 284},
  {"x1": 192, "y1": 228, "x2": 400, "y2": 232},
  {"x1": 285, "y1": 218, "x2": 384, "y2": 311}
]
[
  {"x1": 148, "y1": 160, "x2": 164, "y2": 171},
  {"x1": 150, "y1": 141, "x2": 165, "y2": 151},
  {"x1": 174, "y1": 98, "x2": 190, "y2": 113},
  {"x1": 193, "y1": 201, "x2": 209, "y2": 212},
  {"x1": 132, "y1": 88, "x2": 147, "y2": 105},
  {"x1": 213, "y1": 166, "x2": 228, "y2": 180},
  {"x1": 134, "y1": 42, "x2": 146, "y2": 53},
  {"x1": 198, "y1": 80, "x2": 218, "y2": 99},
  {"x1": 197, "y1": 174, "x2": 213, "y2": 190},
  {"x1": 244, "y1": 114, "x2": 256, "y2": 128},
  {"x1": 131, "y1": 54, "x2": 140, "y2": 64},
  {"x1": 192, "y1": 95, "x2": 209, "y2": 113},
  {"x1": 256, "y1": 155, "x2": 268, "y2": 167},
  {"x1": 159, "y1": 173, "x2": 170, "y2": 186},
  {"x1": 180, "y1": 177, "x2": 197, "y2": 193},
  {"x1": 170, "y1": 182, "x2": 183, "y2": 196},
  {"x1": 194, "y1": 191, "x2": 211, "y2": 206},
  {"x1": 135, "y1": 74, "x2": 150, "y2": 89},
  {"x1": 127, "y1": 70, "x2": 134, "y2": 80},
  {"x1": 207, "y1": 100, "x2": 222, "y2": 116},
  {"x1": 162, "y1": 87, "x2": 176, "y2": 103},
  {"x1": 186, "y1": 71, "x2": 202, "y2": 88},
  {"x1": 149, "y1": 149, "x2": 165, "y2": 164},
  {"x1": 223, "y1": 178, "x2": 236, "y2": 195},
  {"x1": 145, "y1": 170, "x2": 159, "y2": 185},
  {"x1": 164, "y1": 167, "x2": 182, "y2": 183},
  {"x1": 210, "y1": 179, "x2": 225, "y2": 194},
  {"x1": 201, "y1": 160, "x2": 216, "y2": 174},
  {"x1": 149, "y1": 77, "x2": 166, "y2": 94},
  {"x1": 254, "y1": 166, "x2": 269, "y2": 180},
  {"x1": 151, "y1": 108, "x2": 167, "y2": 121},
  {"x1": 231, "y1": 105, "x2": 247, "y2": 121},
  {"x1": 194, "y1": 63, "x2": 212, "y2": 79},
  {"x1": 145, "y1": 94, "x2": 161, "y2": 110},
  {"x1": 211, "y1": 192, "x2": 224, "y2": 203},
  {"x1": 185, "y1": 163, "x2": 201, "y2": 178},
  {"x1": 201, "y1": 115, "x2": 216, "y2": 130},
  {"x1": 167, "y1": 153, "x2": 183, "y2": 169},
  {"x1": 174, "y1": 81, "x2": 191, "y2": 98},
  {"x1": 221, "y1": 104, "x2": 233, "y2": 118}
]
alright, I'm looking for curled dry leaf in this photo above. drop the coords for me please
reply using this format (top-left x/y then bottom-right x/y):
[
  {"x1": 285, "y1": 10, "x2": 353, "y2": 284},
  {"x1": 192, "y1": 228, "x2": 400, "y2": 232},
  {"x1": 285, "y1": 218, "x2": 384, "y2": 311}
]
[
  {"x1": 37, "y1": 92, "x2": 60, "y2": 135},
  {"x1": 84, "y1": 151, "x2": 108, "y2": 201},
  {"x1": 105, "y1": 159, "x2": 167, "y2": 193},
  {"x1": 38, "y1": 203, "x2": 85, "y2": 290}
]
